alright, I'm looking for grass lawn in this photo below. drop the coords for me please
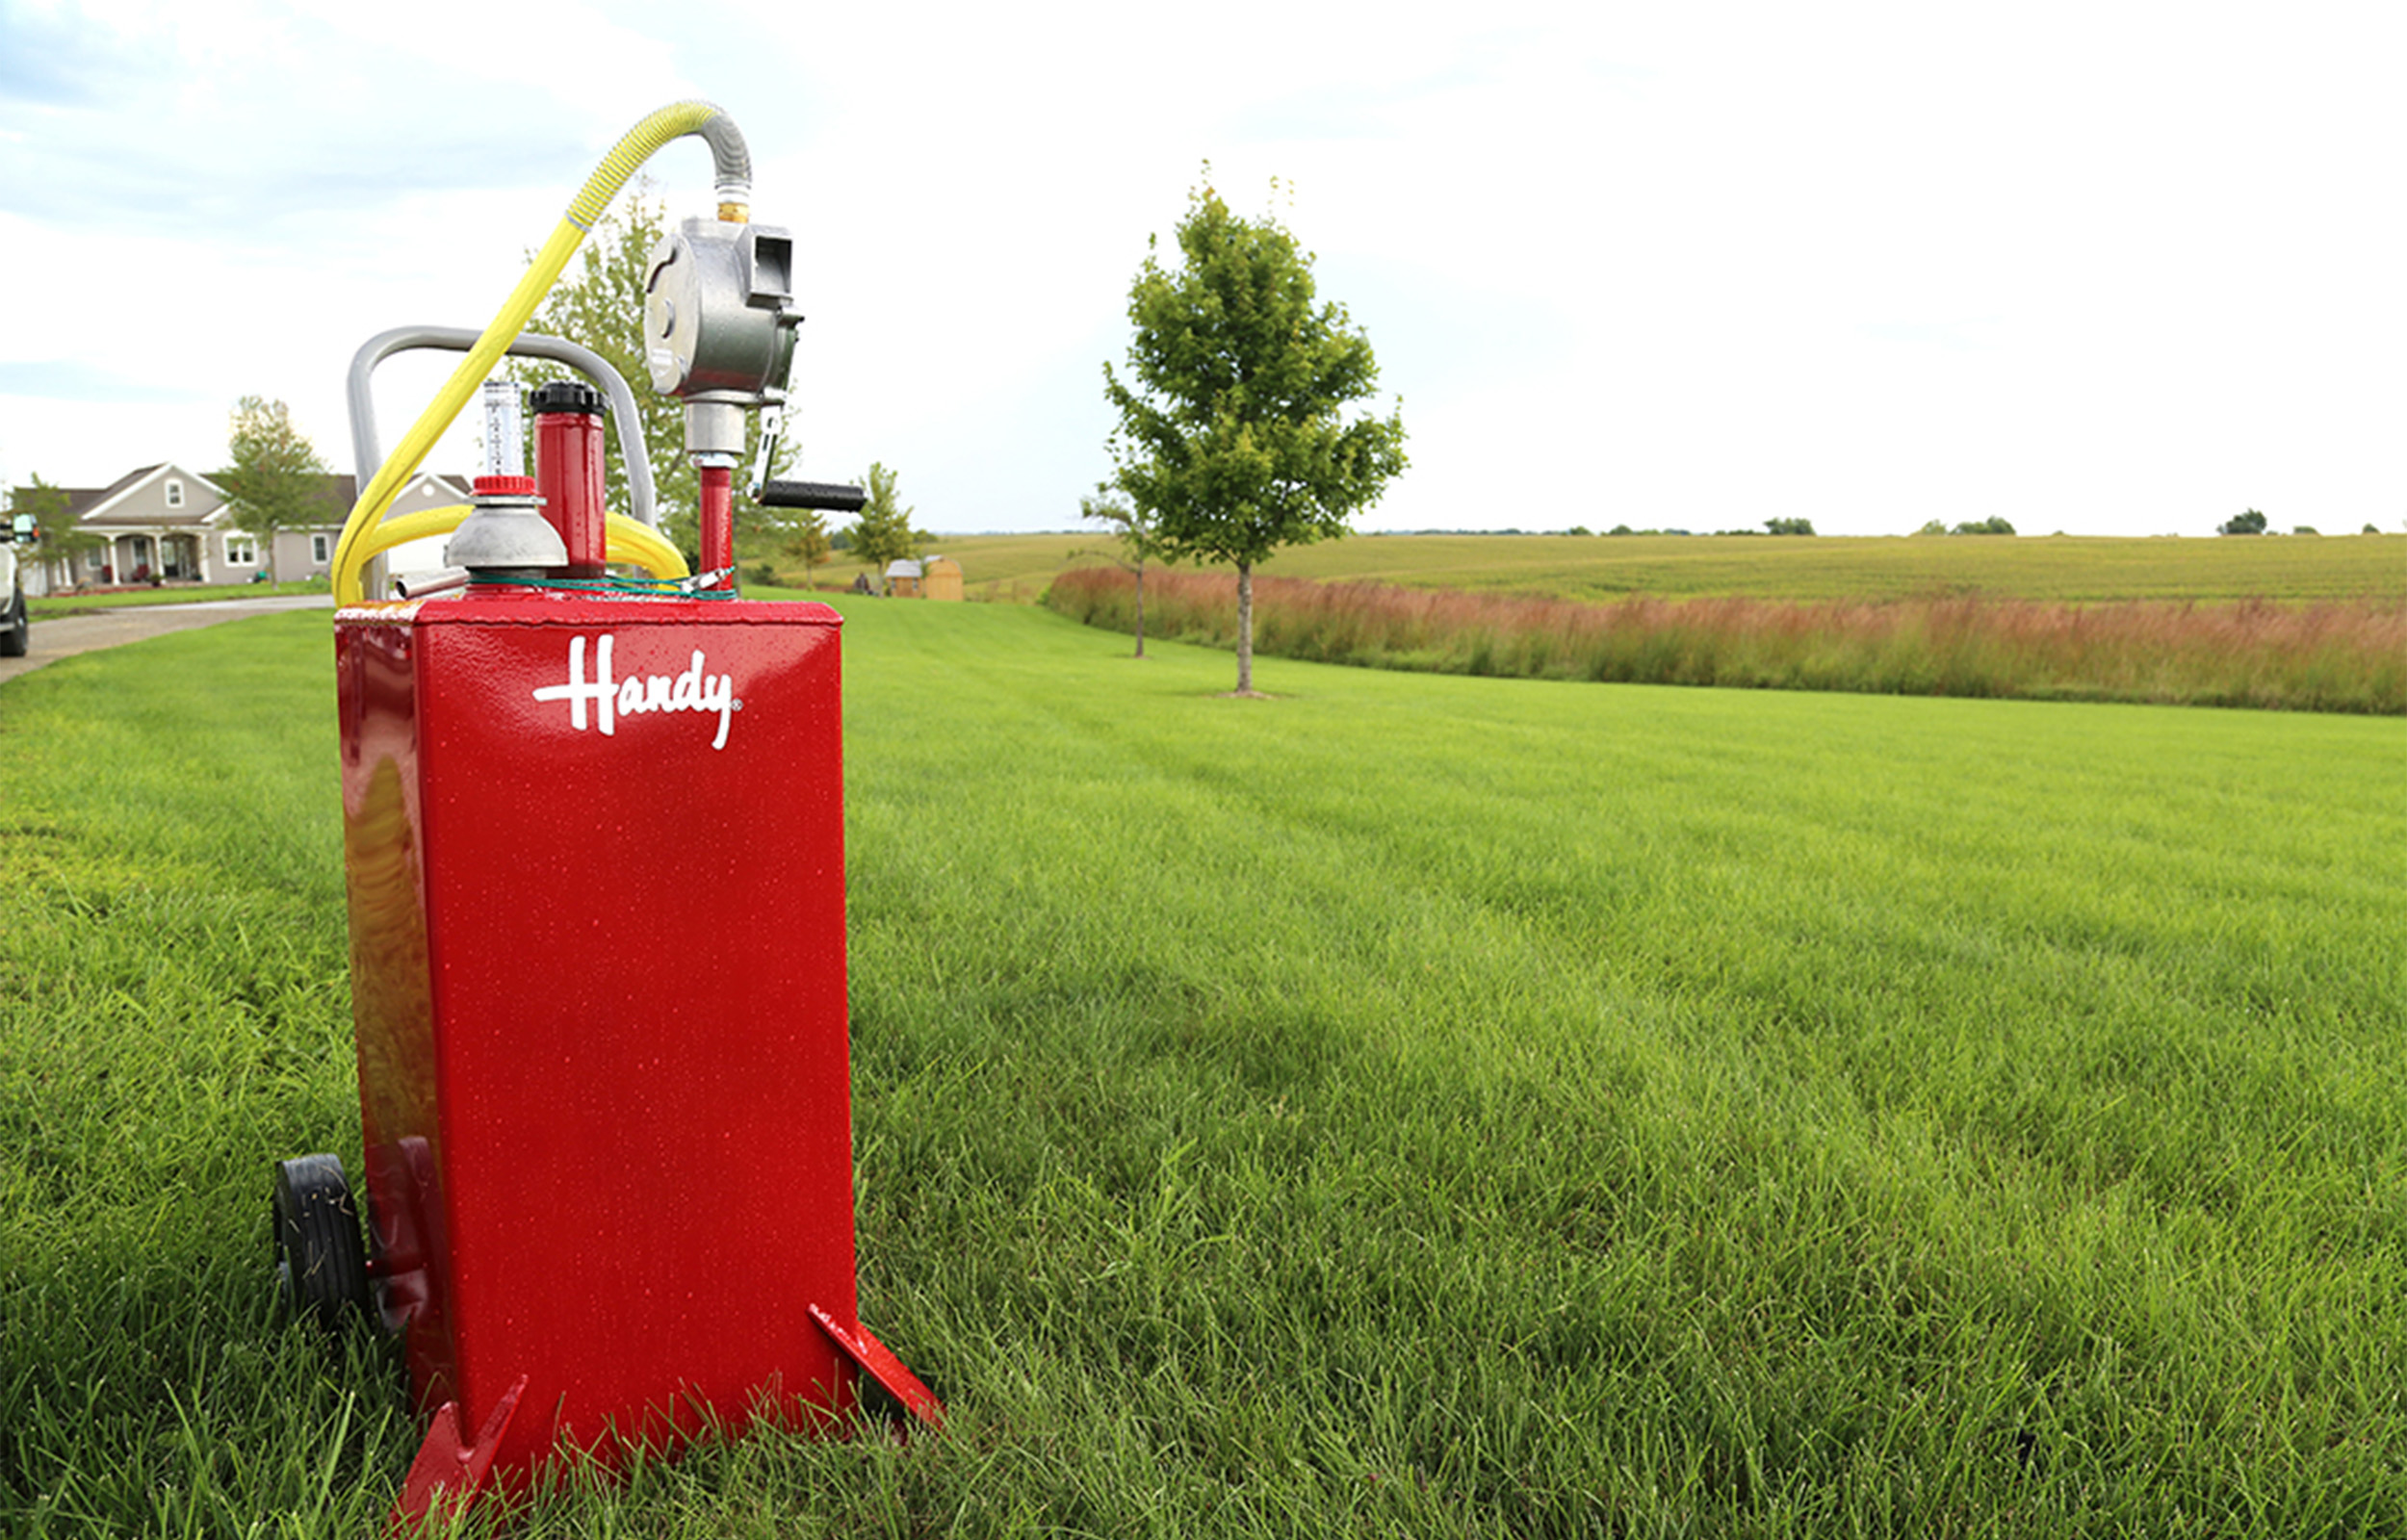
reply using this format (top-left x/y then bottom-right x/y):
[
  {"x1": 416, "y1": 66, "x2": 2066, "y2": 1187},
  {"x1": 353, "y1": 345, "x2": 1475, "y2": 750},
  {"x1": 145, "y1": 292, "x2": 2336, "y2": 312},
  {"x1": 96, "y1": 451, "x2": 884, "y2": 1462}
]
[
  {"x1": 28, "y1": 578, "x2": 331, "y2": 619},
  {"x1": 3, "y1": 600, "x2": 2402, "y2": 1534}
]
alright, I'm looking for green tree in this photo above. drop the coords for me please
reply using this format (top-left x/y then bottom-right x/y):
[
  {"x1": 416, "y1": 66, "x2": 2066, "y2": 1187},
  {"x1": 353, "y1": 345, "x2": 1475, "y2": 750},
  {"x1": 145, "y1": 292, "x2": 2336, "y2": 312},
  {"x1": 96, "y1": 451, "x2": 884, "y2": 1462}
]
[
  {"x1": 846, "y1": 462, "x2": 919, "y2": 585},
  {"x1": 778, "y1": 506, "x2": 833, "y2": 584},
  {"x1": 2219, "y1": 508, "x2": 2268, "y2": 535},
  {"x1": 514, "y1": 186, "x2": 790, "y2": 569},
  {"x1": 220, "y1": 397, "x2": 330, "y2": 584},
  {"x1": 1076, "y1": 486, "x2": 1173, "y2": 658},
  {"x1": 1951, "y1": 516, "x2": 2016, "y2": 535},
  {"x1": 1103, "y1": 176, "x2": 1408, "y2": 695},
  {"x1": 1764, "y1": 516, "x2": 1816, "y2": 536},
  {"x1": 8, "y1": 474, "x2": 99, "y2": 586}
]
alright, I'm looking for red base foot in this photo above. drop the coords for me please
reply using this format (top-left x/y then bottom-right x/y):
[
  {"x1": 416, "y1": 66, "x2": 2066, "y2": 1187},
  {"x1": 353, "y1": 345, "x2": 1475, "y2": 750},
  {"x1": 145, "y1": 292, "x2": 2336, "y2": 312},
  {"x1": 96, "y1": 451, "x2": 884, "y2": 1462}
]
[
  {"x1": 810, "y1": 1304, "x2": 945, "y2": 1429},
  {"x1": 390, "y1": 1373, "x2": 528, "y2": 1532}
]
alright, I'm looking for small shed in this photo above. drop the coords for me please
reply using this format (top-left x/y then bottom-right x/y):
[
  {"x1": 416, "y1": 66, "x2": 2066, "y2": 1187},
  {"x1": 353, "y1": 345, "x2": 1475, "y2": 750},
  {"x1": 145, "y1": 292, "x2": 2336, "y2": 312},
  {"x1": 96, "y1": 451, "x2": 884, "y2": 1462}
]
[
  {"x1": 884, "y1": 558, "x2": 922, "y2": 598},
  {"x1": 922, "y1": 554, "x2": 964, "y2": 602}
]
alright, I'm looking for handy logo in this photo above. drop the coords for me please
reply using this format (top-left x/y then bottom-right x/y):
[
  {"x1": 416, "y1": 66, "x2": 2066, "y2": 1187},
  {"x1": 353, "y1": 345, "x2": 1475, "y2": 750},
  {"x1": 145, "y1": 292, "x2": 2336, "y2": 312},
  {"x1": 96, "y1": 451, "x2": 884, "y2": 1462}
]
[{"x1": 531, "y1": 634, "x2": 738, "y2": 750}]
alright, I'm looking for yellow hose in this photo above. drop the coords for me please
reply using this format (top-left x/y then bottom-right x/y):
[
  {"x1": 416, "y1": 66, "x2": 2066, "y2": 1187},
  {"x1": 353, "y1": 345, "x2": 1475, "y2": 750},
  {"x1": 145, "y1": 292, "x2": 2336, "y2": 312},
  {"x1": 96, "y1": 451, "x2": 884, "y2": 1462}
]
[
  {"x1": 333, "y1": 101, "x2": 736, "y2": 604},
  {"x1": 338, "y1": 503, "x2": 691, "y2": 591},
  {"x1": 348, "y1": 503, "x2": 470, "y2": 566},
  {"x1": 606, "y1": 514, "x2": 690, "y2": 578}
]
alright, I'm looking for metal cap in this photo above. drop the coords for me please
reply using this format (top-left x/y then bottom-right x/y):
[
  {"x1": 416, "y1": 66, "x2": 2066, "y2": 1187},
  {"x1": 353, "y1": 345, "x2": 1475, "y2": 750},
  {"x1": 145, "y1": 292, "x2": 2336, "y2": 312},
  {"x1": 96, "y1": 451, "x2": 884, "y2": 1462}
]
[
  {"x1": 446, "y1": 496, "x2": 566, "y2": 571},
  {"x1": 530, "y1": 381, "x2": 607, "y2": 417}
]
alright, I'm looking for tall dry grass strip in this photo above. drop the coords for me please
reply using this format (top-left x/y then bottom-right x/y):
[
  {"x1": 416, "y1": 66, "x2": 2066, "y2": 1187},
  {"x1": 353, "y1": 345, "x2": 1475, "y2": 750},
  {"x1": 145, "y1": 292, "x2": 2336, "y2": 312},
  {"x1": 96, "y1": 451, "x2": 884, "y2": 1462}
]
[{"x1": 1048, "y1": 567, "x2": 2406, "y2": 712}]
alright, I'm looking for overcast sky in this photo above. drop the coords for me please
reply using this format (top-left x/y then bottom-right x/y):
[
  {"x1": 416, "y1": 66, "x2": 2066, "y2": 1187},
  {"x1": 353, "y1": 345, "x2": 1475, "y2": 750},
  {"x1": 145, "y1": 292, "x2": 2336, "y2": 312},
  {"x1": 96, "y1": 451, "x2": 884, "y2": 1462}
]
[{"x1": 3, "y1": 0, "x2": 2402, "y2": 539}]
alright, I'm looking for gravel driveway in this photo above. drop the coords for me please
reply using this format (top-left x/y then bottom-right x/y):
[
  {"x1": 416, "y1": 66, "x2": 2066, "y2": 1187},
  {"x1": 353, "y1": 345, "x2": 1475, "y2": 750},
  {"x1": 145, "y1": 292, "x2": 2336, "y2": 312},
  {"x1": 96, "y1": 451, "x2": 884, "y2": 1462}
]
[{"x1": 0, "y1": 595, "x2": 337, "y2": 690}]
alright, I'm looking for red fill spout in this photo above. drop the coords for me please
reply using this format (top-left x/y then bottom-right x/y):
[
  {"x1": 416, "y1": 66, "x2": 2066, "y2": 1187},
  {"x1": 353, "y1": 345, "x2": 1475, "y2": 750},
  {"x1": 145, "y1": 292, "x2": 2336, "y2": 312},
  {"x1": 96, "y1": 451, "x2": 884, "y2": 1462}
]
[{"x1": 532, "y1": 382, "x2": 608, "y2": 578}]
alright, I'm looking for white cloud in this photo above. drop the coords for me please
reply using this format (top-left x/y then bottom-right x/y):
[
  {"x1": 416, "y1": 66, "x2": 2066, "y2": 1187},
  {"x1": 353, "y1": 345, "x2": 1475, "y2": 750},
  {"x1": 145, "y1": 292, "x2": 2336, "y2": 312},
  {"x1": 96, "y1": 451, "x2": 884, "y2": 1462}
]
[{"x1": 2, "y1": 0, "x2": 2400, "y2": 538}]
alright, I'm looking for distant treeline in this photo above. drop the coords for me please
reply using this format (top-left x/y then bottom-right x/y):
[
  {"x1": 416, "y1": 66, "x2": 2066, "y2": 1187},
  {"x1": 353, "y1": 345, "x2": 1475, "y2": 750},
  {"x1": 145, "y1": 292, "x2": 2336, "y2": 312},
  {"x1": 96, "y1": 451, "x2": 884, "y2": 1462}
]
[
  {"x1": 1369, "y1": 525, "x2": 1807, "y2": 537},
  {"x1": 1048, "y1": 568, "x2": 2404, "y2": 713}
]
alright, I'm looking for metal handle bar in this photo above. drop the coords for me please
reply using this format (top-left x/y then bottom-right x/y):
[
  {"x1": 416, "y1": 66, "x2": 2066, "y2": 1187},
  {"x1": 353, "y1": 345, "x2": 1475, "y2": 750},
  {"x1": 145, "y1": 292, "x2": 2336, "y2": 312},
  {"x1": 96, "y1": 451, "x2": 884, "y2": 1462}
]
[{"x1": 347, "y1": 327, "x2": 659, "y2": 529}]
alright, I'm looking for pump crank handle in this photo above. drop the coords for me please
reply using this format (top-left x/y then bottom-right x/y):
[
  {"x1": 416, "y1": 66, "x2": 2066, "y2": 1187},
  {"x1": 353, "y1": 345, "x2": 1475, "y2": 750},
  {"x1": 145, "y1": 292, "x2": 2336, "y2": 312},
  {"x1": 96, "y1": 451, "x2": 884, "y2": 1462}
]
[{"x1": 757, "y1": 480, "x2": 867, "y2": 512}]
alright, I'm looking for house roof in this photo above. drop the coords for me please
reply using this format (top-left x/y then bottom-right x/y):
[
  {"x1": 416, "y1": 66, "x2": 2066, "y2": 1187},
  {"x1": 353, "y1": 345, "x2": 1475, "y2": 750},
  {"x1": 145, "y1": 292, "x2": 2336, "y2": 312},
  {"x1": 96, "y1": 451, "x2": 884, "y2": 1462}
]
[
  {"x1": 375, "y1": 472, "x2": 476, "y2": 510},
  {"x1": 68, "y1": 465, "x2": 156, "y2": 516},
  {"x1": 13, "y1": 465, "x2": 475, "y2": 537},
  {"x1": 7, "y1": 475, "x2": 116, "y2": 519},
  {"x1": 886, "y1": 559, "x2": 922, "y2": 578},
  {"x1": 212, "y1": 471, "x2": 360, "y2": 529},
  {"x1": 67, "y1": 464, "x2": 231, "y2": 529}
]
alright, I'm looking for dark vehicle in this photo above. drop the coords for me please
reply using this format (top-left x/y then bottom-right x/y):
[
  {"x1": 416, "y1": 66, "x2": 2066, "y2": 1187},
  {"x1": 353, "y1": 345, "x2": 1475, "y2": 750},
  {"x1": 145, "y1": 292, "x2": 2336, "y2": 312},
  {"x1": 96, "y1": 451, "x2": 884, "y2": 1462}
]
[{"x1": 1, "y1": 513, "x2": 31, "y2": 658}]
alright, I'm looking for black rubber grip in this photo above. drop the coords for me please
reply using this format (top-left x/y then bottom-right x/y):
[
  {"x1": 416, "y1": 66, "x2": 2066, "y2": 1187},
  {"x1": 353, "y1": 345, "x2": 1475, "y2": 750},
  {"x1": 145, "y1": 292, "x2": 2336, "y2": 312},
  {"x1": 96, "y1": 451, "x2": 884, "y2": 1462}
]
[{"x1": 759, "y1": 479, "x2": 867, "y2": 512}]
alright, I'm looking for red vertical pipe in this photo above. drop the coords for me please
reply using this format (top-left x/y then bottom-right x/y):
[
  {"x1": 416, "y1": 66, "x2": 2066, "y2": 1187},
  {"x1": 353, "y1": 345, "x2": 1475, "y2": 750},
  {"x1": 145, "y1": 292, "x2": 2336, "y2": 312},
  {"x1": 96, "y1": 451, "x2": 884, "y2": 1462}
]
[
  {"x1": 699, "y1": 464, "x2": 735, "y2": 587},
  {"x1": 531, "y1": 383, "x2": 608, "y2": 578}
]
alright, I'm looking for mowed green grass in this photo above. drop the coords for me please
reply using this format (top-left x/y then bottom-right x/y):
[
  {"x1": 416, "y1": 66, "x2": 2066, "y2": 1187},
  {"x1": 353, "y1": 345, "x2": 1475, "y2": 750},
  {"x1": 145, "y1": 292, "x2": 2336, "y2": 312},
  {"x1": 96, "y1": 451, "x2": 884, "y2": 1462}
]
[
  {"x1": 28, "y1": 578, "x2": 330, "y2": 620},
  {"x1": 790, "y1": 529, "x2": 2407, "y2": 605},
  {"x1": 3, "y1": 602, "x2": 2402, "y2": 1535}
]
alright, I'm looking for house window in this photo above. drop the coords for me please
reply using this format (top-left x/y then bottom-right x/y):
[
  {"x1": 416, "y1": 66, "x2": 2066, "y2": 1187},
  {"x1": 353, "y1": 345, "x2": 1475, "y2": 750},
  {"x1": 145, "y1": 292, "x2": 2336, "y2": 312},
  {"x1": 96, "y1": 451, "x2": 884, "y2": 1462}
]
[
  {"x1": 165, "y1": 478, "x2": 185, "y2": 508},
  {"x1": 311, "y1": 532, "x2": 331, "y2": 566},
  {"x1": 225, "y1": 534, "x2": 257, "y2": 566}
]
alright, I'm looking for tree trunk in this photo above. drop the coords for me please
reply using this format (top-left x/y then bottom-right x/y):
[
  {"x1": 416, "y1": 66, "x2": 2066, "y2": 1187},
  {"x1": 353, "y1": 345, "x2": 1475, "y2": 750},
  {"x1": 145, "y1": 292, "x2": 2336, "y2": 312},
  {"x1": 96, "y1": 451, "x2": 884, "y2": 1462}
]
[
  {"x1": 1234, "y1": 560, "x2": 1254, "y2": 693},
  {"x1": 1133, "y1": 560, "x2": 1147, "y2": 659}
]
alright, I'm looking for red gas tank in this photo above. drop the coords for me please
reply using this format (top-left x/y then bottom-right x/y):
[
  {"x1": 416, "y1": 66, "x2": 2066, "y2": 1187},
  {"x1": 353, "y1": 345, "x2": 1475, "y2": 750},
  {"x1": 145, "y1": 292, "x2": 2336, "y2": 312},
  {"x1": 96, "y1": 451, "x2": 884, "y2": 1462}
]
[{"x1": 335, "y1": 591, "x2": 914, "y2": 1504}]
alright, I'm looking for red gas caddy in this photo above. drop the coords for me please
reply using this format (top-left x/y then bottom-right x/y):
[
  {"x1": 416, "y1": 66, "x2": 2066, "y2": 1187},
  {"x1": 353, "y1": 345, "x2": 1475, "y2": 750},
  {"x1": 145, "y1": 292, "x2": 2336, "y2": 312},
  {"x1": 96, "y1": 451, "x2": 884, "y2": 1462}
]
[{"x1": 268, "y1": 103, "x2": 940, "y2": 1528}]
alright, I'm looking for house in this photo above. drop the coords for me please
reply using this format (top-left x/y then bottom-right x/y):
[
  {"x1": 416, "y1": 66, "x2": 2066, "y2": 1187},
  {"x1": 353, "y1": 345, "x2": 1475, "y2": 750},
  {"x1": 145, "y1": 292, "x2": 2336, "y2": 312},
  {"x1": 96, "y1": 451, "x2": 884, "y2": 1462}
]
[
  {"x1": 8, "y1": 464, "x2": 470, "y2": 595},
  {"x1": 20, "y1": 464, "x2": 238, "y2": 594},
  {"x1": 877, "y1": 555, "x2": 963, "y2": 600},
  {"x1": 921, "y1": 554, "x2": 963, "y2": 602}
]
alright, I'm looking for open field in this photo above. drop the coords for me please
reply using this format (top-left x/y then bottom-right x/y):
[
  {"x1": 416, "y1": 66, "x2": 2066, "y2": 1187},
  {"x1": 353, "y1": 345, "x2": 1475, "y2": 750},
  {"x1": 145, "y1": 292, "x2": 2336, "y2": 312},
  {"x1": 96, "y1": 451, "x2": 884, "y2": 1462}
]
[
  {"x1": 774, "y1": 530, "x2": 2407, "y2": 606},
  {"x1": 1049, "y1": 568, "x2": 2407, "y2": 714},
  {"x1": 4, "y1": 602, "x2": 2403, "y2": 1534}
]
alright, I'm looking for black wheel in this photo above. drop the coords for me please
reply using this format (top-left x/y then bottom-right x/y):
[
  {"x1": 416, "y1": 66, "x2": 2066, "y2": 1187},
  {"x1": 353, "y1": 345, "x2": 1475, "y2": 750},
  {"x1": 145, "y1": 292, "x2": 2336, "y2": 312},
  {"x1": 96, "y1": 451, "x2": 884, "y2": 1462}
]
[
  {"x1": 272, "y1": 1154, "x2": 369, "y2": 1331},
  {"x1": 0, "y1": 592, "x2": 26, "y2": 658}
]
